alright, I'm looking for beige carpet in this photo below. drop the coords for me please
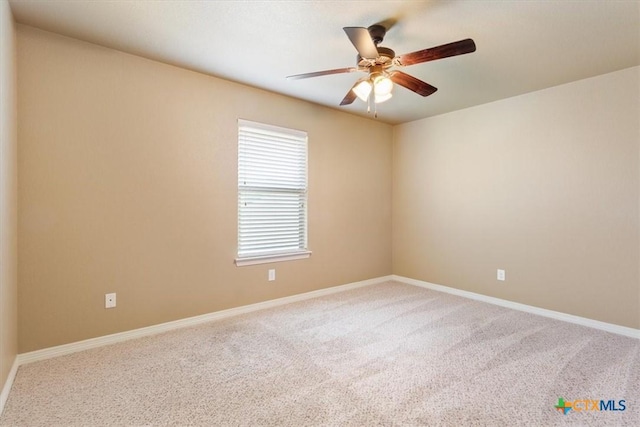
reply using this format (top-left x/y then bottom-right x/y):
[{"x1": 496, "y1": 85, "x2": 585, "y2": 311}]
[{"x1": 1, "y1": 281, "x2": 638, "y2": 426}]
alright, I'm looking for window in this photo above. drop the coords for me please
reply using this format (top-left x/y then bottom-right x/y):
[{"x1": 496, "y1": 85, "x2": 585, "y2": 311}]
[{"x1": 235, "y1": 119, "x2": 310, "y2": 266}]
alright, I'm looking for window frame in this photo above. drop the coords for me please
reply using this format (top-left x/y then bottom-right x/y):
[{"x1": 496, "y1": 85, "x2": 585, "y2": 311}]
[{"x1": 235, "y1": 119, "x2": 311, "y2": 267}]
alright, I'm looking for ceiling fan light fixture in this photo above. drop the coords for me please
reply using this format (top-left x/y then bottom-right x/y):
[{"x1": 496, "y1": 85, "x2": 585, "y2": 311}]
[
  {"x1": 374, "y1": 92, "x2": 393, "y2": 104},
  {"x1": 373, "y1": 75, "x2": 393, "y2": 96},
  {"x1": 352, "y1": 79, "x2": 372, "y2": 102}
]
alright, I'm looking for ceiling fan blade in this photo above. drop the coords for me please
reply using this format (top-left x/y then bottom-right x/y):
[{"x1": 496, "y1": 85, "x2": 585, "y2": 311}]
[
  {"x1": 398, "y1": 38, "x2": 476, "y2": 67},
  {"x1": 389, "y1": 71, "x2": 437, "y2": 97},
  {"x1": 343, "y1": 27, "x2": 379, "y2": 59},
  {"x1": 340, "y1": 83, "x2": 359, "y2": 106},
  {"x1": 287, "y1": 67, "x2": 357, "y2": 80}
]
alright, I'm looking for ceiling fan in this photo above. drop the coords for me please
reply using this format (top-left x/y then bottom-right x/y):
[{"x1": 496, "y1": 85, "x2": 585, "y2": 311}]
[{"x1": 287, "y1": 24, "x2": 476, "y2": 109}]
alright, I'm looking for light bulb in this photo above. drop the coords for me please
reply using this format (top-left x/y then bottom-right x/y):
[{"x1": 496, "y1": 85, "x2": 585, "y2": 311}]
[{"x1": 352, "y1": 80, "x2": 372, "y2": 102}]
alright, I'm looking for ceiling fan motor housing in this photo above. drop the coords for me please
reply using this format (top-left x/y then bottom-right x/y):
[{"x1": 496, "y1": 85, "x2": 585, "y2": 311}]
[
  {"x1": 367, "y1": 24, "x2": 387, "y2": 45},
  {"x1": 357, "y1": 46, "x2": 396, "y2": 68}
]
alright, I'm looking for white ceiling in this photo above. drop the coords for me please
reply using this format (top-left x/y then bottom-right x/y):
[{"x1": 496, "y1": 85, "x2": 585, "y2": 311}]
[{"x1": 8, "y1": 0, "x2": 640, "y2": 124}]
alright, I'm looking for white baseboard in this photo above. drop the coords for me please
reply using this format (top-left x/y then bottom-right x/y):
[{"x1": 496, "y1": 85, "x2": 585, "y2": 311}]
[
  {"x1": 0, "y1": 357, "x2": 18, "y2": 416},
  {"x1": 14, "y1": 273, "x2": 638, "y2": 369},
  {"x1": 17, "y1": 275, "x2": 393, "y2": 366},
  {"x1": 392, "y1": 275, "x2": 640, "y2": 339}
]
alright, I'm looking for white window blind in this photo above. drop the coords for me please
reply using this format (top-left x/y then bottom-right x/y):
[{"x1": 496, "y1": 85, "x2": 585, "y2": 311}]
[{"x1": 236, "y1": 119, "x2": 309, "y2": 265}]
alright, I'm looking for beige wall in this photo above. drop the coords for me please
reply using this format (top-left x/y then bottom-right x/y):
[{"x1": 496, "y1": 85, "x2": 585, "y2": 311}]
[
  {"x1": 0, "y1": 0, "x2": 18, "y2": 393},
  {"x1": 14, "y1": 22, "x2": 640, "y2": 354},
  {"x1": 393, "y1": 67, "x2": 640, "y2": 329},
  {"x1": 17, "y1": 26, "x2": 392, "y2": 353}
]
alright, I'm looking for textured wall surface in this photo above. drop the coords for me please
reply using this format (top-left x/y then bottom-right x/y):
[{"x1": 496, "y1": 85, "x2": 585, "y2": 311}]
[
  {"x1": 17, "y1": 26, "x2": 392, "y2": 352},
  {"x1": 393, "y1": 67, "x2": 640, "y2": 329},
  {"x1": 15, "y1": 24, "x2": 640, "y2": 355},
  {"x1": 0, "y1": 0, "x2": 18, "y2": 393}
]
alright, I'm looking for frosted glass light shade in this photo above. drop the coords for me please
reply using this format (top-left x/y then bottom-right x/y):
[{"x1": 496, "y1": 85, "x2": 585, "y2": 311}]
[
  {"x1": 374, "y1": 92, "x2": 393, "y2": 104},
  {"x1": 373, "y1": 75, "x2": 393, "y2": 96},
  {"x1": 352, "y1": 80, "x2": 372, "y2": 102}
]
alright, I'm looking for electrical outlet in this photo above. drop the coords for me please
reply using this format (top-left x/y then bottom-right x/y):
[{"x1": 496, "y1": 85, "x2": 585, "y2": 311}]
[
  {"x1": 268, "y1": 269, "x2": 276, "y2": 281},
  {"x1": 497, "y1": 269, "x2": 506, "y2": 281},
  {"x1": 105, "y1": 293, "x2": 116, "y2": 308}
]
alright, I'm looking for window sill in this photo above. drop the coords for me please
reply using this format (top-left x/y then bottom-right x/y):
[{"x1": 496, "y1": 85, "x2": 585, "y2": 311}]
[{"x1": 235, "y1": 251, "x2": 312, "y2": 267}]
